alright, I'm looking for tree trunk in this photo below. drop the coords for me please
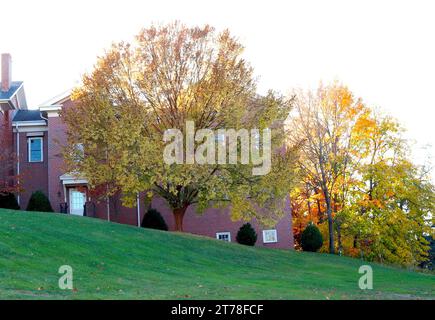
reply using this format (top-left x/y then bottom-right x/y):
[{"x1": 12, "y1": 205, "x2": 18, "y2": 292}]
[
  {"x1": 319, "y1": 153, "x2": 334, "y2": 254},
  {"x1": 325, "y1": 195, "x2": 335, "y2": 254},
  {"x1": 337, "y1": 223, "x2": 342, "y2": 255},
  {"x1": 307, "y1": 199, "x2": 312, "y2": 221},
  {"x1": 333, "y1": 194, "x2": 341, "y2": 255},
  {"x1": 316, "y1": 198, "x2": 323, "y2": 222},
  {"x1": 173, "y1": 206, "x2": 188, "y2": 232}
]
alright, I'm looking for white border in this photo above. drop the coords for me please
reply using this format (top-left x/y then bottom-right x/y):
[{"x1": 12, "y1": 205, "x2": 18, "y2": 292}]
[
  {"x1": 28, "y1": 136, "x2": 43, "y2": 163},
  {"x1": 216, "y1": 232, "x2": 231, "y2": 242},
  {"x1": 262, "y1": 229, "x2": 278, "y2": 243}
]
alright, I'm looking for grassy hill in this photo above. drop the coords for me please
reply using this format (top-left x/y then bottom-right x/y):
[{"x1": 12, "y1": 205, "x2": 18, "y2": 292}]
[{"x1": 0, "y1": 209, "x2": 433, "y2": 299}]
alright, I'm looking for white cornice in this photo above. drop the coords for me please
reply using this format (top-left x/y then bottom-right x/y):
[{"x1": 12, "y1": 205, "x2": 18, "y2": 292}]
[
  {"x1": 13, "y1": 121, "x2": 48, "y2": 133},
  {"x1": 39, "y1": 105, "x2": 62, "y2": 117},
  {"x1": 9, "y1": 82, "x2": 24, "y2": 101},
  {"x1": 60, "y1": 173, "x2": 88, "y2": 185},
  {"x1": 39, "y1": 105, "x2": 62, "y2": 111},
  {"x1": 13, "y1": 126, "x2": 48, "y2": 133},
  {"x1": 0, "y1": 83, "x2": 25, "y2": 110},
  {"x1": 39, "y1": 89, "x2": 72, "y2": 106},
  {"x1": 13, "y1": 120, "x2": 47, "y2": 126}
]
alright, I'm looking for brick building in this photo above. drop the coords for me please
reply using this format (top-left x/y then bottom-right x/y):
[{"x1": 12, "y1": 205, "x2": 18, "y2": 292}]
[{"x1": 0, "y1": 54, "x2": 294, "y2": 249}]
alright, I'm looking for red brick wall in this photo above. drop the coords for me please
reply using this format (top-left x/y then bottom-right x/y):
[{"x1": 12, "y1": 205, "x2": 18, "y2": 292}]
[
  {"x1": 151, "y1": 196, "x2": 294, "y2": 249},
  {"x1": 0, "y1": 111, "x2": 4, "y2": 147},
  {"x1": 87, "y1": 194, "x2": 294, "y2": 249},
  {"x1": 16, "y1": 131, "x2": 49, "y2": 209},
  {"x1": 47, "y1": 115, "x2": 68, "y2": 212},
  {"x1": 88, "y1": 192, "x2": 146, "y2": 226}
]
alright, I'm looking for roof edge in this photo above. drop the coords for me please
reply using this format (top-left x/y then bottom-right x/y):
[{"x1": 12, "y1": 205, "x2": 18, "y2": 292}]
[{"x1": 39, "y1": 88, "x2": 72, "y2": 106}]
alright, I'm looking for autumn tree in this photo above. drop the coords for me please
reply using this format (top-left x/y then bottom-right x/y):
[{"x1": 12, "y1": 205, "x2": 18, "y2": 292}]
[
  {"x1": 61, "y1": 22, "x2": 296, "y2": 231},
  {"x1": 290, "y1": 183, "x2": 323, "y2": 249},
  {"x1": 346, "y1": 114, "x2": 433, "y2": 265},
  {"x1": 288, "y1": 82, "x2": 368, "y2": 253},
  {"x1": 289, "y1": 83, "x2": 434, "y2": 266}
]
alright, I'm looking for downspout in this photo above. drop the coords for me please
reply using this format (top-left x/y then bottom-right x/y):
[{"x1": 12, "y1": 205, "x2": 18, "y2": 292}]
[
  {"x1": 63, "y1": 184, "x2": 67, "y2": 206},
  {"x1": 136, "y1": 193, "x2": 141, "y2": 227},
  {"x1": 40, "y1": 111, "x2": 49, "y2": 208},
  {"x1": 106, "y1": 196, "x2": 110, "y2": 221},
  {"x1": 106, "y1": 184, "x2": 110, "y2": 222},
  {"x1": 105, "y1": 147, "x2": 110, "y2": 222},
  {"x1": 40, "y1": 112, "x2": 48, "y2": 122},
  {"x1": 15, "y1": 122, "x2": 20, "y2": 206}
]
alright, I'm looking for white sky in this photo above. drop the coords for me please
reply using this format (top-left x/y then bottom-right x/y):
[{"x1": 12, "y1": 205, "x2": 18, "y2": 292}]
[{"x1": 1, "y1": 0, "x2": 434, "y2": 176}]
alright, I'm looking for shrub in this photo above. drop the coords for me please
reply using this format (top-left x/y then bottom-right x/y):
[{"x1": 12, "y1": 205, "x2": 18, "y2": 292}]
[
  {"x1": 141, "y1": 208, "x2": 168, "y2": 231},
  {"x1": 420, "y1": 236, "x2": 434, "y2": 270},
  {"x1": 301, "y1": 222, "x2": 323, "y2": 252},
  {"x1": 236, "y1": 223, "x2": 257, "y2": 246},
  {"x1": 0, "y1": 193, "x2": 20, "y2": 210},
  {"x1": 26, "y1": 191, "x2": 53, "y2": 212}
]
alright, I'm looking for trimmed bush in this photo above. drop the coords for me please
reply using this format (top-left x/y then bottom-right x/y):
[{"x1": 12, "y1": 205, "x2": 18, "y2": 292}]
[
  {"x1": 26, "y1": 191, "x2": 53, "y2": 212},
  {"x1": 0, "y1": 193, "x2": 20, "y2": 210},
  {"x1": 141, "y1": 208, "x2": 168, "y2": 231},
  {"x1": 301, "y1": 222, "x2": 323, "y2": 252},
  {"x1": 236, "y1": 223, "x2": 257, "y2": 246}
]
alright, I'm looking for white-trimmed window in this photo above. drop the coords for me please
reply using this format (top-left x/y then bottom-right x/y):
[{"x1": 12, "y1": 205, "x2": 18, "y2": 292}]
[
  {"x1": 28, "y1": 137, "x2": 43, "y2": 162},
  {"x1": 216, "y1": 232, "x2": 231, "y2": 242},
  {"x1": 262, "y1": 229, "x2": 278, "y2": 243}
]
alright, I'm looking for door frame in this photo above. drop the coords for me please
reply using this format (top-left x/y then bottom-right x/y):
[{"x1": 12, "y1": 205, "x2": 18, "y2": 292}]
[{"x1": 68, "y1": 187, "x2": 87, "y2": 216}]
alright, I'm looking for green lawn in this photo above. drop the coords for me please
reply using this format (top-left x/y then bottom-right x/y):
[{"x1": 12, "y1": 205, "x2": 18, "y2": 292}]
[{"x1": 0, "y1": 209, "x2": 433, "y2": 299}]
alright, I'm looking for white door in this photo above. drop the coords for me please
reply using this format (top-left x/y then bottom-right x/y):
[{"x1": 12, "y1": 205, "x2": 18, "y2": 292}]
[{"x1": 69, "y1": 189, "x2": 86, "y2": 216}]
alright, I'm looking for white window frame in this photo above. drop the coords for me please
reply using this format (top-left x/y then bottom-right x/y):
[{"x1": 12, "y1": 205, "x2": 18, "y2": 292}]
[
  {"x1": 262, "y1": 229, "x2": 278, "y2": 243},
  {"x1": 216, "y1": 232, "x2": 231, "y2": 242},
  {"x1": 28, "y1": 137, "x2": 43, "y2": 163}
]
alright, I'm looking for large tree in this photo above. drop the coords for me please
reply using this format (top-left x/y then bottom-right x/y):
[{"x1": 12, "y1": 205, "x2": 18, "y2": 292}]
[
  {"x1": 289, "y1": 83, "x2": 434, "y2": 266},
  {"x1": 61, "y1": 22, "x2": 296, "y2": 231},
  {"x1": 348, "y1": 114, "x2": 433, "y2": 266},
  {"x1": 288, "y1": 83, "x2": 368, "y2": 253}
]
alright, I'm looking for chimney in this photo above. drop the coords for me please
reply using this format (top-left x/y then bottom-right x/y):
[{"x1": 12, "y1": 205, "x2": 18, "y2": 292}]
[{"x1": 1, "y1": 53, "x2": 12, "y2": 92}]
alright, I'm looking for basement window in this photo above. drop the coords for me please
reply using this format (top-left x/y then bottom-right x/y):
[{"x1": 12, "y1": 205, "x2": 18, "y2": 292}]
[
  {"x1": 28, "y1": 137, "x2": 43, "y2": 162},
  {"x1": 262, "y1": 229, "x2": 278, "y2": 243},
  {"x1": 216, "y1": 232, "x2": 231, "y2": 242}
]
